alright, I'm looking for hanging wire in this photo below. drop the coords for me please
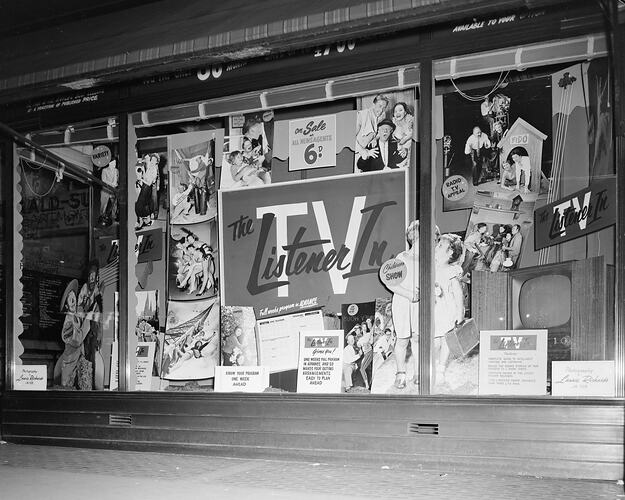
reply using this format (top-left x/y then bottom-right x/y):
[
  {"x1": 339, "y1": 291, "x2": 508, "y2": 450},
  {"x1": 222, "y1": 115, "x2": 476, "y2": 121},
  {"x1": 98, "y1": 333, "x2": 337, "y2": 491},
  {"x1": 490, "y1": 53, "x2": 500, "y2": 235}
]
[
  {"x1": 19, "y1": 157, "x2": 58, "y2": 198},
  {"x1": 449, "y1": 71, "x2": 510, "y2": 101}
]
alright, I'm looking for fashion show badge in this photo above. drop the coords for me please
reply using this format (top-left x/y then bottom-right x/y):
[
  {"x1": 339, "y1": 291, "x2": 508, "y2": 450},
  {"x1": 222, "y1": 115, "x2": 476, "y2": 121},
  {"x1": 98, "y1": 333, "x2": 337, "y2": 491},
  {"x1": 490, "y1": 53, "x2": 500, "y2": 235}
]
[
  {"x1": 442, "y1": 174, "x2": 468, "y2": 201},
  {"x1": 379, "y1": 257, "x2": 407, "y2": 293}
]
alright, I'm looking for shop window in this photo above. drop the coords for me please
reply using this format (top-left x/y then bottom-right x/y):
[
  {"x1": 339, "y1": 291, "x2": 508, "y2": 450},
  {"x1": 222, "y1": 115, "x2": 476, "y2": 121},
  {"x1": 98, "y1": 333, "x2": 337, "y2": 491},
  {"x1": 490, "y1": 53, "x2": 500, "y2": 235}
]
[
  {"x1": 432, "y1": 55, "x2": 616, "y2": 397},
  {"x1": 129, "y1": 71, "x2": 420, "y2": 394},
  {"x1": 13, "y1": 119, "x2": 120, "y2": 390}
]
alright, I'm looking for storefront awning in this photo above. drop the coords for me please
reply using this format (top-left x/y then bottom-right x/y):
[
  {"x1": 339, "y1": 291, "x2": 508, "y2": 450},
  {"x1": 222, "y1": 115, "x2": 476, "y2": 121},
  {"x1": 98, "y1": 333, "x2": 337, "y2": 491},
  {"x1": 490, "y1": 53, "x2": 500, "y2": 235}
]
[{"x1": 0, "y1": 0, "x2": 573, "y2": 104}]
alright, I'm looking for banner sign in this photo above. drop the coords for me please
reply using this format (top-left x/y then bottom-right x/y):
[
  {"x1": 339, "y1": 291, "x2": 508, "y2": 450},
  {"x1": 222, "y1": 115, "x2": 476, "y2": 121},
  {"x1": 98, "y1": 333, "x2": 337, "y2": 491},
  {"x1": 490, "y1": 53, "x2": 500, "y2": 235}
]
[
  {"x1": 534, "y1": 177, "x2": 616, "y2": 250},
  {"x1": 297, "y1": 330, "x2": 343, "y2": 393},
  {"x1": 219, "y1": 170, "x2": 407, "y2": 314},
  {"x1": 288, "y1": 114, "x2": 336, "y2": 170},
  {"x1": 479, "y1": 329, "x2": 548, "y2": 395}
]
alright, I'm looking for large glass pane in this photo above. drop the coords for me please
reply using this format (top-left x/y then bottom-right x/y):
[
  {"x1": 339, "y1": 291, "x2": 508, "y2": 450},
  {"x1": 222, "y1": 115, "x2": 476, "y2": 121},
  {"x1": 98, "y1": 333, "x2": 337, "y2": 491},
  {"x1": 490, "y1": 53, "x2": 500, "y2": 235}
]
[
  {"x1": 14, "y1": 119, "x2": 120, "y2": 390},
  {"x1": 130, "y1": 76, "x2": 420, "y2": 395},
  {"x1": 432, "y1": 53, "x2": 615, "y2": 397}
]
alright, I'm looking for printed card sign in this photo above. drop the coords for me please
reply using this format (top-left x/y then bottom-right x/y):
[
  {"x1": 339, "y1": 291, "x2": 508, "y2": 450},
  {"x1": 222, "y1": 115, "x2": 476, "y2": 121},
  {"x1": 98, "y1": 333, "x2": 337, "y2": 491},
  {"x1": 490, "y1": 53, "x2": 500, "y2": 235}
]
[
  {"x1": 534, "y1": 177, "x2": 616, "y2": 250},
  {"x1": 552, "y1": 361, "x2": 615, "y2": 397},
  {"x1": 135, "y1": 342, "x2": 156, "y2": 391},
  {"x1": 215, "y1": 366, "x2": 270, "y2": 393},
  {"x1": 479, "y1": 330, "x2": 548, "y2": 395},
  {"x1": 256, "y1": 309, "x2": 324, "y2": 373},
  {"x1": 14, "y1": 365, "x2": 47, "y2": 390},
  {"x1": 219, "y1": 170, "x2": 407, "y2": 314},
  {"x1": 289, "y1": 114, "x2": 336, "y2": 170},
  {"x1": 297, "y1": 330, "x2": 343, "y2": 393}
]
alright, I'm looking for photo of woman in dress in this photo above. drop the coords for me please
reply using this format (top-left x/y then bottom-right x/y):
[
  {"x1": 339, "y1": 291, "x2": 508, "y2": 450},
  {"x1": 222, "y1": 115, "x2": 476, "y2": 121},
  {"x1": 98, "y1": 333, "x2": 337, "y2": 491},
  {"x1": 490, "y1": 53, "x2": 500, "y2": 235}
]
[{"x1": 134, "y1": 153, "x2": 160, "y2": 231}]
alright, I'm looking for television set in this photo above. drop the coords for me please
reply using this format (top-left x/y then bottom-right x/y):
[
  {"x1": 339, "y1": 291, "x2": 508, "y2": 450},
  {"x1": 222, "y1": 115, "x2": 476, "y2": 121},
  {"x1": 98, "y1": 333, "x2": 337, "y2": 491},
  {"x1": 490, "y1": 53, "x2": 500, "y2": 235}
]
[{"x1": 472, "y1": 256, "x2": 615, "y2": 369}]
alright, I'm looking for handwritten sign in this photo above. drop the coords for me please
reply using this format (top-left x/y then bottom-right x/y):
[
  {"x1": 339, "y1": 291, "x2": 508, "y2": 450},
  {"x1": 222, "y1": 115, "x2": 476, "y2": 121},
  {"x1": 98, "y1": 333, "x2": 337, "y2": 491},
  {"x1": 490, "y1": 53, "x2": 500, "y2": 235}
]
[
  {"x1": 289, "y1": 114, "x2": 336, "y2": 170},
  {"x1": 552, "y1": 361, "x2": 615, "y2": 397},
  {"x1": 297, "y1": 330, "x2": 343, "y2": 393},
  {"x1": 479, "y1": 330, "x2": 547, "y2": 395},
  {"x1": 14, "y1": 365, "x2": 47, "y2": 390},
  {"x1": 214, "y1": 366, "x2": 270, "y2": 393},
  {"x1": 534, "y1": 177, "x2": 616, "y2": 250}
]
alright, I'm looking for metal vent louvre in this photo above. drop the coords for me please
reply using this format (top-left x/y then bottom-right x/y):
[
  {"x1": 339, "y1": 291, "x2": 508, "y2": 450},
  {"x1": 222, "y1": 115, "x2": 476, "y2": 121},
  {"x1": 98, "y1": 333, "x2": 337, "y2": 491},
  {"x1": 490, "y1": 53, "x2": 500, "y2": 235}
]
[
  {"x1": 108, "y1": 414, "x2": 133, "y2": 426},
  {"x1": 407, "y1": 423, "x2": 439, "y2": 435}
]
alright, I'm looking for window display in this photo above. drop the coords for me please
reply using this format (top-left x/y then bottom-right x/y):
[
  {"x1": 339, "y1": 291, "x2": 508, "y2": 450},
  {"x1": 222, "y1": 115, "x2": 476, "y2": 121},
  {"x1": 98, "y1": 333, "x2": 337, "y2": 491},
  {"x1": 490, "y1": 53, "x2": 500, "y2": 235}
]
[
  {"x1": 14, "y1": 120, "x2": 121, "y2": 390},
  {"x1": 433, "y1": 57, "x2": 616, "y2": 396}
]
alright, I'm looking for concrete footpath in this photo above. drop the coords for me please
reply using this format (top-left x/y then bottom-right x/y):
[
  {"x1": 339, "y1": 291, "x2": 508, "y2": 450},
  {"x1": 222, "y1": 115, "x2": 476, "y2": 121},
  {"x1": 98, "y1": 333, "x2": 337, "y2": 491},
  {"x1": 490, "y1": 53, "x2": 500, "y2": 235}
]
[{"x1": 0, "y1": 442, "x2": 623, "y2": 499}]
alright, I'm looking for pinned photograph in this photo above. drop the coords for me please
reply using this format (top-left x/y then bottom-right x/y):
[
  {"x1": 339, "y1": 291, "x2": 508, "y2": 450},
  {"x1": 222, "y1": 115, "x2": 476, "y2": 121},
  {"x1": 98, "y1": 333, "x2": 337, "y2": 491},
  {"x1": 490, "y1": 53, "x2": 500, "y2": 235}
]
[
  {"x1": 169, "y1": 131, "x2": 221, "y2": 224},
  {"x1": 355, "y1": 90, "x2": 416, "y2": 172},
  {"x1": 168, "y1": 221, "x2": 219, "y2": 301},
  {"x1": 220, "y1": 306, "x2": 259, "y2": 367},
  {"x1": 220, "y1": 111, "x2": 274, "y2": 189},
  {"x1": 162, "y1": 298, "x2": 220, "y2": 380}
]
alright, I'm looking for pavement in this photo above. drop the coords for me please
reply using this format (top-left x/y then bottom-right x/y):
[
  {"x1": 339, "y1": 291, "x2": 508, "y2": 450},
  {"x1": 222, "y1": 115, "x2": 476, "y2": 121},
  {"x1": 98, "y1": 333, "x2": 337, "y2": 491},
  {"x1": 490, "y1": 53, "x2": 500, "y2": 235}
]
[{"x1": 0, "y1": 441, "x2": 623, "y2": 499}]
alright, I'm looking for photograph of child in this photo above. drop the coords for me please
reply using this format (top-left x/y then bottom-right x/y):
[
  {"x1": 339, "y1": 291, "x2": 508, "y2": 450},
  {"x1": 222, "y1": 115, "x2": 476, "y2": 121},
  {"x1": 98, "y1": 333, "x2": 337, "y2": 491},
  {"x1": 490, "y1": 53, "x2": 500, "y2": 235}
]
[
  {"x1": 220, "y1": 111, "x2": 274, "y2": 189},
  {"x1": 168, "y1": 222, "x2": 218, "y2": 301}
]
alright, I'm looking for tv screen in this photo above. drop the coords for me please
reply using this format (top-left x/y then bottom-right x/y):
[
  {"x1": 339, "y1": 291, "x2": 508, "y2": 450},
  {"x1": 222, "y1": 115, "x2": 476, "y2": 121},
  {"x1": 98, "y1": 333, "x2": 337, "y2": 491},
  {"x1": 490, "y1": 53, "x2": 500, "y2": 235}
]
[{"x1": 518, "y1": 274, "x2": 571, "y2": 329}]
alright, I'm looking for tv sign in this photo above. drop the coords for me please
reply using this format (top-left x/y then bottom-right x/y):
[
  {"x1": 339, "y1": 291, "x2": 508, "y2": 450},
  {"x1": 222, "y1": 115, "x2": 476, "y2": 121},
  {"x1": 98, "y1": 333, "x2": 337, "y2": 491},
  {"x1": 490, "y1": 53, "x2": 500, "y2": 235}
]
[
  {"x1": 219, "y1": 170, "x2": 407, "y2": 315},
  {"x1": 534, "y1": 177, "x2": 616, "y2": 250}
]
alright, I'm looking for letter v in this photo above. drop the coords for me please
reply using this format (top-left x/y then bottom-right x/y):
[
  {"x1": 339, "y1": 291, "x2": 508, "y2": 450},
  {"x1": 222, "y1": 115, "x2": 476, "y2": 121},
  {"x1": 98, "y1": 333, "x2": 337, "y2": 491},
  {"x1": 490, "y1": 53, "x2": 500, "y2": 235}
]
[{"x1": 311, "y1": 197, "x2": 365, "y2": 294}]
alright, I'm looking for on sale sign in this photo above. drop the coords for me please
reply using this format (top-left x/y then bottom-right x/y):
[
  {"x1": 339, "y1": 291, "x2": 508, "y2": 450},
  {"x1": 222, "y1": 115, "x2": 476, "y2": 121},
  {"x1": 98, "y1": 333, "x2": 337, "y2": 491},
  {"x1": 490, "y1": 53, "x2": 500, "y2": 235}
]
[{"x1": 288, "y1": 114, "x2": 336, "y2": 170}]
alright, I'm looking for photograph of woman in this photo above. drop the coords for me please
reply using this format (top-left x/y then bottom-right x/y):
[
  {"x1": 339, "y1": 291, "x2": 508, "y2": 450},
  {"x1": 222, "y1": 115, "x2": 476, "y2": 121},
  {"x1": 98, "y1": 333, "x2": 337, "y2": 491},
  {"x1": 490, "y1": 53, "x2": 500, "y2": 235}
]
[
  {"x1": 168, "y1": 136, "x2": 218, "y2": 224},
  {"x1": 168, "y1": 222, "x2": 218, "y2": 301},
  {"x1": 134, "y1": 153, "x2": 160, "y2": 231}
]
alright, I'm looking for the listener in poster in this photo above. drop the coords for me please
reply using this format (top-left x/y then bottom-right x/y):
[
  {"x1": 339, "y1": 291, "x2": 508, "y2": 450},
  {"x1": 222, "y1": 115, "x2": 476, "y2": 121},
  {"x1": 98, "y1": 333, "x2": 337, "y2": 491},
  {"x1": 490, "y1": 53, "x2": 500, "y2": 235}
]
[
  {"x1": 356, "y1": 94, "x2": 389, "y2": 157},
  {"x1": 510, "y1": 148, "x2": 531, "y2": 193},
  {"x1": 464, "y1": 126, "x2": 491, "y2": 186},
  {"x1": 391, "y1": 220, "x2": 420, "y2": 389},
  {"x1": 433, "y1": 234, "x2": 465, "y2": 386},
  {"x1": 356, "y1": 119, "x2": 405, "y2": 172},
  {"x1": 54, "y1": 279, "x2": 91, "y2": 388},
  {"x1": 343, "y1": 333, "x2": 362, "y2": 391}
]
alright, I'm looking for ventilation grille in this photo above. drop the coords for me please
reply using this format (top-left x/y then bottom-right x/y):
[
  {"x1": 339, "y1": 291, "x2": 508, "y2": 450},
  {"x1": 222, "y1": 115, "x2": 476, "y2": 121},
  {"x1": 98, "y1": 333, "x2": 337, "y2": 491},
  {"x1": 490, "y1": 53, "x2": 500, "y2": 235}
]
[
  {"x1": 407, "y1": 423, "x2": 439, "y2": 435},
  {"x1": 109, "y1": 414, "x2": 133, "y2": 427}
]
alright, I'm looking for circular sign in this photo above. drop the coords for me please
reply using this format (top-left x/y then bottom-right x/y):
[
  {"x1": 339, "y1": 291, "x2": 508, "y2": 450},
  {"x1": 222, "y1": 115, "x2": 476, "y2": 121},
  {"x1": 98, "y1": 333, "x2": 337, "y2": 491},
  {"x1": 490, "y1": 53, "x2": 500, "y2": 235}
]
[
  {"x1": 91, "y1": 145, "x2": 112, "y2": 168},
  {"x1": 346, "y1": 304, "x2": 359, "y2": 316},
  {"x1": 442, "y1": 175, "x2": 469, "y2": 202},
  {"x1": 379, "y1": 258, "x2": 407, "y2": 288}
]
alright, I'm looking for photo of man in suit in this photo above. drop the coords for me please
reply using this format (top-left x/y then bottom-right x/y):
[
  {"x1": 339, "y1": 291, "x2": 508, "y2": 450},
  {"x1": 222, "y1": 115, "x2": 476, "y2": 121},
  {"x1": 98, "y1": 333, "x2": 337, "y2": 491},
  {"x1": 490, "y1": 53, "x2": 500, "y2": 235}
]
[{"x1": 356, "y1": 119, "x2": 406, "y2": 172}]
